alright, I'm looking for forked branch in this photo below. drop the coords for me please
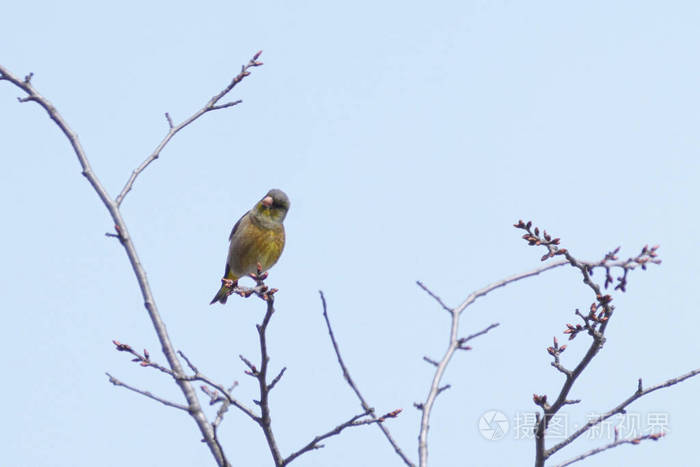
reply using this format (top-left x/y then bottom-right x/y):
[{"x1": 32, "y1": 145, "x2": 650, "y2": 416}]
[
  {"x1": 513, "y1": 221, "x2": 697, "y2": 466},
  {"x1": 415, "y1": 260, "x2": 566, "y2": 467},
  {"x1": 0, "y1": 52, "x2": 264, "y2": 467}
]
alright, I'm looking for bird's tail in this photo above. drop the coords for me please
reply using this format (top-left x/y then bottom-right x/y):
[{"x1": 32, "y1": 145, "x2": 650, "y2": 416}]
[{"x1": 209, "y1": 282, "x2": 233, "y2": 305}]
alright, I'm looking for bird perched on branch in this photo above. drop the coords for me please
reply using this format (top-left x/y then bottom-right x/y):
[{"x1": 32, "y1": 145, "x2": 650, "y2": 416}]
[{"x1": 210, "y1": 189, "x2": 290, "y2": 305}]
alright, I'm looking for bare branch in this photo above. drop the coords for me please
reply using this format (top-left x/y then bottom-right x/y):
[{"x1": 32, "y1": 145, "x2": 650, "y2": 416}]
[
  {"x1": 547, "y1": 368, "x2": 700, "y2": 459},
  {"x1": 210, "y1": 99, "x2": 243, "y2": 110},
  {"x1": 554, "y1": 433, "x2": 666, "y2": 467},
  {"x1": 115, "y1": 52, "x2": 263, "y2": 206},
  {"x1": 254, "y1": 295, "x2": 285, "y2": 466},
  {"x1": 460, "y1": 323, "x2": 500, "y2": 346},
  {"x1": 176, "y1": 350, "x2": 260, "y2": 423},
  {"x1": 417, "y1": 260, "x2": 565, "y2": 467},
  {"x1": 283, "y1": 409, "x2": 401, "y2": 465},
  {"x1": 423, "y1": 356, "x2": 439, "y2": 367},
  {"x1": 178, "y1": 349, "x2": 201, "y2": 374},
  {"x1": 417, "y1": 312, "x2": 499, "y2": 466},
  {"x1": 112, "y1": 340, "x2": 173, "y2": 375},
  {"x1": 106, "y1": 372, "x2": 188, "y2": 411},
  {"x1": 0, "y1": 57, "x2": 267, "y2": 467},
  {"x1": 436, "y1": 384, "x2": 451, "y2": 395},
  {"x1": 453, "y1": 259, "x2": 568, "y2": 315},
  {"x1": 221, "y1": 282, "x2": 405, "y2": 466},
  {"x1": 269, "y1": 367, "x2": 287, "y2": 390},
  {"x1": 0, "y1": 63, "x2": 117, "y2": 212},
  {"x1": 512, "y1": 221, "x2": 677, "y2": 467},
  {"x1": 111, "y1": 339, "x2": 261, "y2": 424},
  {"x1": 209, "y1": 392, "x2": 232, "y2": 467},
  {"x1": 212, "y1": 397, "x2": 231, "y2": 430},
  {"x1": 320, "y1": 291, "x2": 415, "y2": 467},
  {"x1": 416, "y1": 281, "x2": 452, "y2": 312}
]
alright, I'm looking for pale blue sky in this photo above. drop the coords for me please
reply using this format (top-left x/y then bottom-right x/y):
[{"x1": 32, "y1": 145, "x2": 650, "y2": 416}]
[{"x1": 2, "y1": 1, "x2": 699, "y2": 466}]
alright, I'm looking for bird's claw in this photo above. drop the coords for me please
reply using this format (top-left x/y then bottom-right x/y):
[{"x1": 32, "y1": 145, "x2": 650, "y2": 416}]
[{"x1": 221, "y1": 278, "x2": 236, "y2": 288}]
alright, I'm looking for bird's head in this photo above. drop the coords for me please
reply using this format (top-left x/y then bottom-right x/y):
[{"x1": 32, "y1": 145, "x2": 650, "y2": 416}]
[{"x1": 255, "y1": 188, "x2": 290, "y2": 223}]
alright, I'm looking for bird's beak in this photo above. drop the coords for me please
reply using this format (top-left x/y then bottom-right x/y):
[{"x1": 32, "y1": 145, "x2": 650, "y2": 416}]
[{"x1": 262, "y1": 196, "x2": 273, "y2": 208}]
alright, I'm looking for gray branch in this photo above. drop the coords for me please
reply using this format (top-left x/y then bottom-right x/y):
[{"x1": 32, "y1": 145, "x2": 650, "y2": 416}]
[
  {"x1": 320, "y1": 291, "x2": 415, "y2": 466},
  {"x1": 416, "y1": 260, "x2": 566, "y2": 467},
  {"x1": 548, "y1": 369, "x2": 700, "y2": 462},
  {"x1": 0, "y1": 53, "x2": 264, "y2": 467},
  {"x1": 554, "y1": 433, "x2": 665, "y2": 467},
  {"x1": 115, "y1": 52, "x2": 263, "y2": 206},
  {"x1": 106, "y1": 372, "x2": 188, "y2": 411}
]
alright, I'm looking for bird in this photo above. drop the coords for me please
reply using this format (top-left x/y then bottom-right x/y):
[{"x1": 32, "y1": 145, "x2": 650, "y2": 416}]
[{"x1": 210, "y1": 189, "x2": 290, "y2": 305}]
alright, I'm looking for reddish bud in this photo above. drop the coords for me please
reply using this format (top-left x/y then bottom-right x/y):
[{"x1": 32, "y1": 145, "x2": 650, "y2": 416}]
[{"x1": 113, "y1": 340, "x2": 133, "y2": 352}]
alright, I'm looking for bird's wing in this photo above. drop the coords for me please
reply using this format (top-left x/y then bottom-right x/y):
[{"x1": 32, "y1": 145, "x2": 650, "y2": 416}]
[{"x1": 228, "y1": 213, "x2": 246, "y2": 241}]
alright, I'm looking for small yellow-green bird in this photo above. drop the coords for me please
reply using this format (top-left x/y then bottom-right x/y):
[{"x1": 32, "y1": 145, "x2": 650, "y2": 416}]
[{"x1": 210, "y1": 189, "x2": 290, "y2": 305}]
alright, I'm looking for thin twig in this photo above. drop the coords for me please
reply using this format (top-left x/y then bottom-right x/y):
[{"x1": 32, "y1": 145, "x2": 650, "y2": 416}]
[
  {"x1": 460, "y1": 323, "x2": 500, "y2": 345},
  {"x1": 554, "y1": 433, "x2": 666, "y2": 467},
  {"x1": 0, "y1": 56, "x2": 264, "y2": 467},
  {"x1": 114, "y1": 51, "x2": 263, "y2": 206},
  {"x1": 416, "y1": 260, "x2": 566, "y2": 467},
  {"x1": 211, "y1": 396, "x2": 232, "y2": 467},
  {"x1": 547, "y1": 368, "x2": 700, "y2": 459},
  {"x1": 453, "y1": 259, "x2": 569, "y2": 315},
  {"x1": 112, "y1": 339, "x2": 260, "y2": 423},
  {"x1": 177, "y1": 350, "x2": 260, "y2": 423},
  {"x1": 111, "y1": 340, "x2": 174, "y2": 375},
  {"x1": 416, "y1": 281, "x2": 451, "y2": 313},
  {"x1": 320, "y1": 291, "x2": 415, "y2": 467},
  {"x1": 106, "y1": 372, "x2": 188, "y2": 411},
  {"x1": 283, "y1": 409, "x2": 401, "y2": 465}
]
